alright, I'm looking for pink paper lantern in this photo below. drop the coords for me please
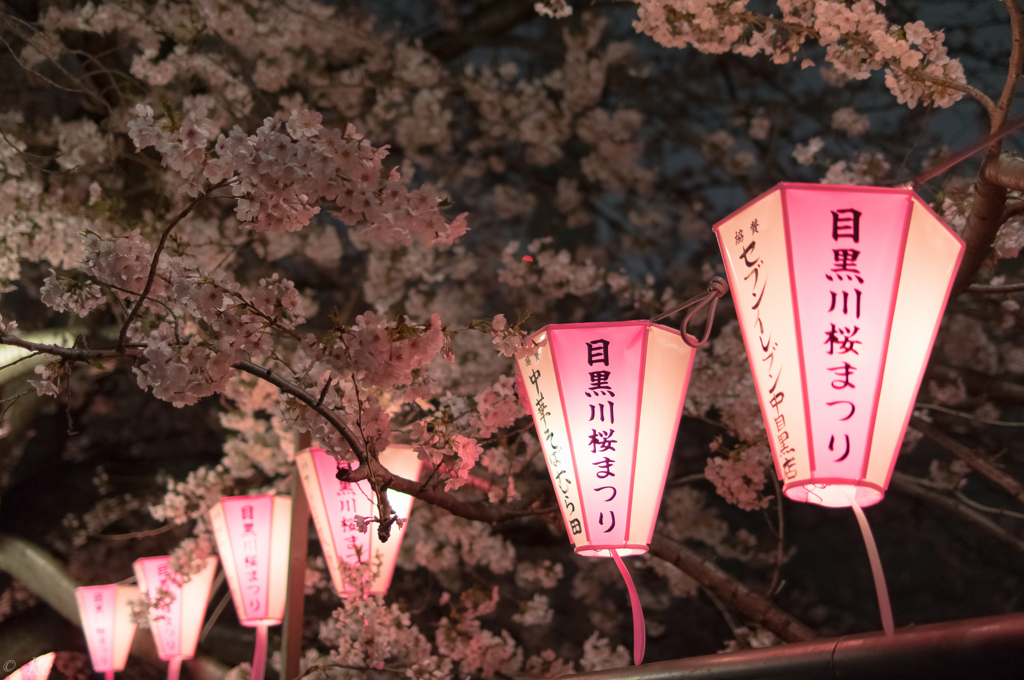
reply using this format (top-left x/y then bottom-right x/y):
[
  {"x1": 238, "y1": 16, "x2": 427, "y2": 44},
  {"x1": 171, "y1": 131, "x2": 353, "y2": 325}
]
[
  {"x1": 208, "y1": 495, "x2": 291, "y2": 626},
  {"x1": 296, "y1": 444, "x2": 423, "y2": 596},
  {"x1": 8, "y1": 653, "x2": 55, "y2": 680},
  {"x1": 514, "y1": 320, "x2": 696, "y2": 555},
  {"x1": 714, "y1": 183, "x2": 964, "y2": 507},
  {"x1": 75, "y1": 585, "x2": 140, "y2": 680},
  {"x1": 208, "y1": 494, "x2": 292, "y2": 680},
  {"x1": 133, "y1": 556, "x2": 218, "y2": 680}
]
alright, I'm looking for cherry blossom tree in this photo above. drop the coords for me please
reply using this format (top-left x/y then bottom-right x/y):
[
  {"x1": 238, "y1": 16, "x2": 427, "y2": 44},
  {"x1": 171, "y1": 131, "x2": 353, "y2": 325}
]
[{"x1": 0, "y1": 0, "x2": 1022, "y2": 677}]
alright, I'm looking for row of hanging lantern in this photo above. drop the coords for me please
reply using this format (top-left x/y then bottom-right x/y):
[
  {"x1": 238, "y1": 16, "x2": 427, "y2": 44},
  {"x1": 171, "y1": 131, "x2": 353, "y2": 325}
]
[
  {"x1": 74, "y1": 446, "x2": 422, "y2": 680},
  {"x1": 512, "y1": 182, "x2": 964, "y2": 663},
  {"x1": 70, "y1": 181, "x2": 963, "y2": 673}
]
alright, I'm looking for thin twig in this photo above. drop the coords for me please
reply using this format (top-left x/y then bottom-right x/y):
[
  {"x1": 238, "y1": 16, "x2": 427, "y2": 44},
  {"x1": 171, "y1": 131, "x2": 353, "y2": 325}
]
[
  {"x1": 890, "y1": 472, "x2": 1024, "y2": 554},
  {"x1": 116, "y1": 181, "x2": 227, "y2": 352},
  {"x1": 95, "y1": 524, "x2": 175, "y2": 541},
  {"x1": 967, "y1": 282, "x2": 1024, "y2": 294},
  {"x1": 0, "y1": 351, "x2": 42, "y2": 373},
  {"x1": 915, "y1": 402, "x2": 1024, "y2": 426},
  {"x1": 910, "y1": 416, "x2": 1024, "y2": 508},
  {"x1": 767, "y1": 472, "x2": 785, "y2": 597}
]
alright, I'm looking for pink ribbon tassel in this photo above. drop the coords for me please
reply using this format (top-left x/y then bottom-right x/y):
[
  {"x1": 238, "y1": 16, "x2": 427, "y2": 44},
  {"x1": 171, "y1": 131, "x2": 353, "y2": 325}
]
[{"x1": 611, "y1": 548, "x2": 646, "y2": 666}]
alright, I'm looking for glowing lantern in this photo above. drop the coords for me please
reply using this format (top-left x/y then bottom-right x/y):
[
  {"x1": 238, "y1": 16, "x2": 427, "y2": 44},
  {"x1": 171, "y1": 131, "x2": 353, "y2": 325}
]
[
  {"x1": 75, "y1": 585, "x2": 140, "y2": 680},
  {"x1": 515, "y1": 320, "x2": 697, "y2": 664},
  {"x1": 296, "y1": 445, "x2": 423, "y2": 597},
  {"x1": 8, "y1": 653, "x2": 55, "y2": 680},
  {"x1": 132, "y1": 556, "x2": 218, "y2": 680},
  {"x1": 208, "y1": 495, "x2": 292, "y2": 680},
  {"x1": 714, "y1": 183, "x2": 964, "y2": 508}
]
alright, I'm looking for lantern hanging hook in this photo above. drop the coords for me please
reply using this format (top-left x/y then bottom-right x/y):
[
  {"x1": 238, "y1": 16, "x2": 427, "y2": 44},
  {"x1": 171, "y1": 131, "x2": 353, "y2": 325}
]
[{"x1": 651, "y1": 276, "x2": 730, "y2": 348}]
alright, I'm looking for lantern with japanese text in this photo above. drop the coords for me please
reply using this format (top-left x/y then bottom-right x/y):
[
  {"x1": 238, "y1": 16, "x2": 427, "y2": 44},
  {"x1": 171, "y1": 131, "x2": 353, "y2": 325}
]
[
  {"x1": 715, "y1": 183, "x2": 964, "y2": 636},
  {"x1": 132, "y1": 556, "x2": 219, "y2": 680},
  {"x1": 514, "y1": 319, "x2": 697, "y2": 664},
  {"x1": 208, "y1": 494, "x2": 291, "y2": 680},
  {"x1": 75, "y1": 585, "x2": 140, "y2": 680},
  {"x1": 714, "y1": 183, "x2": 963, "y2": 508},
  {"x1": 7, "y1": 653, "x2": 55, "y2": 680},
  {"x1": 296, "y1": 444, "x2": 423, "y2": 597}
]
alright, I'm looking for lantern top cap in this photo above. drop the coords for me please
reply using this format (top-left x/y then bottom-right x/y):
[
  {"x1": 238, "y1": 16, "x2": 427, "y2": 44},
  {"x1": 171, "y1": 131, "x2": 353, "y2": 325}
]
[
  {"x1": 711, "y1": 181, "x2": 963, "y2": 245},
  {"x1": 523, "y1": 318, "x2": 678, "y2": 344}
]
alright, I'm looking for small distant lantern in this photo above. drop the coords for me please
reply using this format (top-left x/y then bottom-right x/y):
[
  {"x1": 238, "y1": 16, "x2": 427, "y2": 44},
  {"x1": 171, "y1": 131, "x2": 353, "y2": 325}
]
[
  {"x1": 515, "y1": 320, "x2": 697, "y2": 664},
  {"x1": 132, "y1": 556, "x2": 219, "y2": 680},
  {"x1": 75, "y1": 585, "x2": 140, "y2": 680},
  {"x1": 714, "y1": 183, "x2": 964, "y2": 508},
  {"x1": 208, "y1": 495, "x2": 292, "y2": 680},
  {"x1": 296, "y1": 444, "x2": 423, "y2": 597},
  {"x1": 8, "y1": 653, "x2": 55, "y2": 680}
]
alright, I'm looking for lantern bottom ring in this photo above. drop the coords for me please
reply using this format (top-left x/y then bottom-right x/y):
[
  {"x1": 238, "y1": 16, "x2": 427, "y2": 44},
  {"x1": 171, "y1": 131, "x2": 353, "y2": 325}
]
[
  {"x1": 239, "y1": 617, "x2": 284, "y2": 627},
  {"x1": 783, "y1": 479, "x2": 885, "y2": 508},
  {"x1": 576, "y1": 544, "x2": 648, "y2": 558}
]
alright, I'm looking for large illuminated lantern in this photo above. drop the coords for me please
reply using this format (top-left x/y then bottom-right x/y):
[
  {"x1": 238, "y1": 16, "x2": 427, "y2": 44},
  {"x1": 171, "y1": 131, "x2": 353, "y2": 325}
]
[
  {"x1": 76, "y1": 585, "x2": 140, "y2": 680},
  {"x1": 208, "y1": 495, "x2": 292, "y2": 680},
  {"x1": 714, "y1": 183, "x2": 964, "y2": 635},
  {"x1": 133, "y1": 556, "x2": 219, "y2": 680},
  {"x1": 296, "y1": 444, "x2": 422, "y2": 597},
  {"x1": 514, "y1": 320, "x2": 697, "y2": 664},
  {"x1": 714, "y1": 183, "x2": 964, "y2": 507}
]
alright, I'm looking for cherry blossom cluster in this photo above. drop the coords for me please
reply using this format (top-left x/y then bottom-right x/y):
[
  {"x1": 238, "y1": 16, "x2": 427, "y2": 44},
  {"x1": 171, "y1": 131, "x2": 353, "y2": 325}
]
[
  {"x1": 129, "y1": 105, "x2": 468, "y2": 246},
  {"x1": 632, "y1": 0, "x2": 967, "y2": 109}
]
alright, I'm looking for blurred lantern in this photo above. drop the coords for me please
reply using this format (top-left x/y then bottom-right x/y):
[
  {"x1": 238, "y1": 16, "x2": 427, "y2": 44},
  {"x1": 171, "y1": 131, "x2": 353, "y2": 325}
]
[
  {"x1": 714, "y1": 182, "x2": 964, "y2": 633},
  {"x1": 76, "y1": 585, "x2": 140, "y2": 680},
  {"x1": 514, "y1": 320, "x2": 697, "y2": 664},
  {"x1": 132, "y1": 556, "x2": 219, "y2": 680},
  {"x1": 208, "y1": 495, "x2": 292, "y2": 680},
  {"x1": 7, "y1": 653, "x2": 55, "y2": 680},
  {"x1": 296, "y1": 444, "x2": 423, "y2": 597}
]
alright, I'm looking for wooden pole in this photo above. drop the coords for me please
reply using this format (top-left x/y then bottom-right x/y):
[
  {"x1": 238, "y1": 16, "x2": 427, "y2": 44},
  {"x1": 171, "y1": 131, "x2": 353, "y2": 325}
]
[{"x1": 280, "y1": 431, "x2": 312, "y2": 680}]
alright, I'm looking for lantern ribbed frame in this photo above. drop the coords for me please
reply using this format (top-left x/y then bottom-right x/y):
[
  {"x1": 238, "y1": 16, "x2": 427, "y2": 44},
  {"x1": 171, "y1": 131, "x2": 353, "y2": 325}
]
[
  {"x1": 515, "y1": 320, "x2": 696, "y2": 557},
  {"x1": 75, "y1": 585, "x2": 140, "y2": 674},
  {"x1": 296, "y1": 444, "x2": 423, "y2": 596},
  {"x1": 132, "y1": 556, "x2": 218, "y2": 661},
  {"x1": 208, "y1": 494, "x2": 292, "y2": 626},
  {"x1": 714, "y1": 183, "x2": 964, "y2": 508}
]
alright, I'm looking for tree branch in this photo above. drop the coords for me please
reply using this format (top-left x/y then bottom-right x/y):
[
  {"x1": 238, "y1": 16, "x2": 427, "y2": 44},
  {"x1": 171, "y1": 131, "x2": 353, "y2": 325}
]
[
  {"x1": 649, "y1": 533, "x2": 817, "y2": 643},
  {"x1": 996, "y1": 0, "x2": 1024, "y2": 129},
  {"x1": 890, "y1": 472, "x2": 1024, "y2": 555},
  {"x1": 909, "y1": 416, "x2": 1024, "y2": 508},
  {"x1": 967, "y1": 281, "x2": 1024, "y2": 294},
  {"x1": 985, "y1": 153, "x2": 1024, "y2": 192},
  {"x1": 116, "y1": 182, "x2": 226, "y2": 352},
  {"x1": 233, "y1": 361, "x2": 366, "y2": 463},
  {"x1": 950, "y1": 0, "x2": 1023, "y2": 295},
  {"x1": 899, "y1": 65, "x2": 996, "y2": 118}
]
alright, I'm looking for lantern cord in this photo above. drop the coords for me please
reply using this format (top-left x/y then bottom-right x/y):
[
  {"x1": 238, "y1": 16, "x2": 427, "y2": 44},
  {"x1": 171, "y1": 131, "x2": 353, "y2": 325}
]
[
  {"x1": 911, "y1": 114, "x2": 1024, "y2": 188},
  {"x1": 167, "y1": 658, "x2": 181, "y2": 680},
  {"x1": 252, "y1": 624, "x2": 269, "y2": 680},
  {"x1": 651, "y1": 276, "x2": 730, "y2": 349},
  {"x1": 611, "y1": 549, "x2": 646, "y2": 666},
  {"x1": 851, "y1": 502, "x2": 895, "y2": 637},
  {"x1": 105, "y1": 673, "x2": 113, "y2": 680}
]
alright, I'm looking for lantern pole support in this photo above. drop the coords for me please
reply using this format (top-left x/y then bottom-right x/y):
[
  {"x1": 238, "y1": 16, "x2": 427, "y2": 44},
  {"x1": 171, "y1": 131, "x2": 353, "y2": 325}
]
[
  {"x1": 611, "y1": 549, "x2": 646, "y2": 666},
  {"x1": 251, "y1": 624, "x2": 269, "y2": 680},
  {"x1": 850, "y1": 502, "x2": 894, "y2": 637},
  {"x1": 167, "y1": 658, "x2": 181, "y2": 680},
  {"x1": 281, "y1": 431, "x2": 313, "y2": 680},
  {"x1": 651, "y1": 277, "x2": 729, "y2": 348},
  {"x1": 558, "y1": 612, "x2": 1024, "y2": 680}
]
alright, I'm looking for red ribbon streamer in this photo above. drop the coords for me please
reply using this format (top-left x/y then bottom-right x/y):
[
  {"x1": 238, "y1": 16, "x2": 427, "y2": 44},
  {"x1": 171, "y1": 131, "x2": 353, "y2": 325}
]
[{"x1": 611, "y1": 548, "x2": 646, "y2": 666}]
